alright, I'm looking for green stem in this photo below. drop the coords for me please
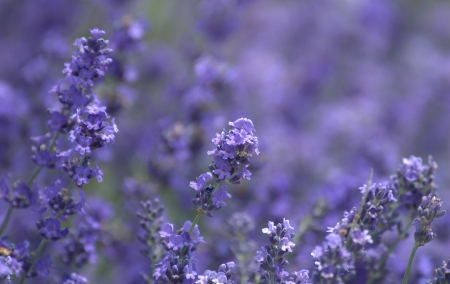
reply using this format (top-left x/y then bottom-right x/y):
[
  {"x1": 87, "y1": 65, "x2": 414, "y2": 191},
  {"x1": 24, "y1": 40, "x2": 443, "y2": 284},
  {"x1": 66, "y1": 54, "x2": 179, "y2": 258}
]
[
  {"x1": 0, "y1": 206, "x2": 14, "y2": 236},
  {"x1": 401, "y1": 244, "x2": 419, "y2": 284},
  {"x1": 19, "y1": 239, "x2": 47, "y2": 284},
  {"x1": 27, "y1": 167, "x2": 43, "y2": 188},
  {"x1": 188, "y1": 213, "x2": 203, "y2": 235},
  {"x1": 67, "y1": 179, "x2": 75, "y2": 195},
  {"x1": 181, "y1": 181, "x2": 223, "y2": 259},
  {"x1": 49, "y1": 132, "x2": 60, "y2": 150}
]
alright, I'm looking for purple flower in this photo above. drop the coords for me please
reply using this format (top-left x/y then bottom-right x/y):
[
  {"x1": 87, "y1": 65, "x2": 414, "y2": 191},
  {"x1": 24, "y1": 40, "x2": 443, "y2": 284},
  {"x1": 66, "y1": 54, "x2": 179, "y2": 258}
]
[
  {"x1": 219, "y1": 144, "x2": 236, "y2": 159},
  {"x1": 189, "y1": 172, "x2": 213, "y2": 191},
  {"x1": 212, "y1": 185, "x2": 231, "y2": 207},
  {"x1": 37, "y1": 218, "x2": 69, "y2": 240},
  {"x1": 31, "y1": 148, "x2": 56, "y2": 168},
  {"x1": 167, "y1": 235, "x2": 184, "y2": 250},
  {"x1": 90, "y1": 27, "x2": 105, "y2": 39},
  {"x1": 159, "y1": 223, "x2": 174, "y2": 238},
  {"x1": 256, "y1": 219, "x2": 297, "y2": 281},
  {"x1": 262, "y1": 221, "x2": 276, "y2": 235},
  {"x1": 228, "y1": 118, "x2": 256, "y2": 133},
  {"x1": 91, "y1": 165, "x2": 103, "y2": 183},
  {"x1": 280, "y1": 236, "x2": 295, "y2": 252},
  {"x1": 350, "y1": 230, "x2": 373, "y2": 246},
  {"x1": 74, "y1": 135, "x2": 92, "y2": 155},
  {"x1": 184, "y1": 264, "x2": 197, "y2": 279},
  {"x1": 208, "y1": 118, "x2": 259, "y2": 183},
  {"x1": 292, "y1": 270, "x2": 310, "y2": 283},
  {"x1": 73, "y1": 165, "x2": 91, "y2": 186}
]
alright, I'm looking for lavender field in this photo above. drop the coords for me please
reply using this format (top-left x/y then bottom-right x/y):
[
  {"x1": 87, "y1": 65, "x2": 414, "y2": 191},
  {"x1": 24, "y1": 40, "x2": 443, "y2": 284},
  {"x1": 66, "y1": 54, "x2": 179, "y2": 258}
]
[{"x1": 1, "y1": 0, "x2": 450, "y2": 283}]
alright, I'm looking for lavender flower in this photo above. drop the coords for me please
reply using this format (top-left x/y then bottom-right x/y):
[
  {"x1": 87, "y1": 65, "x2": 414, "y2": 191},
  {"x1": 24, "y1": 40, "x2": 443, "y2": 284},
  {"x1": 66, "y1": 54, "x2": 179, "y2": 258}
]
[
  {"x1": 413, "y1": 194, "x2": 446, "y2": 246},
  {"x1": 196, "y1": 262, "x2": 236, "y2": 283},
  {"x1": 153, "y1": 221, "x2": 204, "y2": 283},
  {"x1": 391, "y1": 156, "x2": 438, "y2": 210},
  {"x1": 45, "y1": 28, "x2": 117, "y2": 188},
  {"x1": 37, "y1": 218, "x2": 69, "y2": 240},
  {"x1": 311, "y1": 233, "x2": 354, "y2": 283},
  {"x1": 207, "y1": 118, "x2": 259, "y2": 184},
  {"x1": 402, "y1": 194, "x2": 447, "y2": 283},
  {"x1": 189, "y1": 118, "x2": 258, "y2": 217},
  {"x1": 255, "y1": 219, "x2": 307, "y2": 284}
]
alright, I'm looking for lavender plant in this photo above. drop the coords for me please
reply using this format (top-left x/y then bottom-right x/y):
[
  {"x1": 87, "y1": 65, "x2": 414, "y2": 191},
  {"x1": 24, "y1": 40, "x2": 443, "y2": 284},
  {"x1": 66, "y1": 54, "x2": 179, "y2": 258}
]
[
  {"x1": 1, "y1": 1, "x2": 450, "y2": 283},
  {"x1": 143, "y1": 118, "x2": 259, "y2": 283},
  {"x1": 255, "y1": 219, "x2": 310, "y2": 284},
  {"x1": 0, "y1": 28, "x2": 116, "y2": 283}
]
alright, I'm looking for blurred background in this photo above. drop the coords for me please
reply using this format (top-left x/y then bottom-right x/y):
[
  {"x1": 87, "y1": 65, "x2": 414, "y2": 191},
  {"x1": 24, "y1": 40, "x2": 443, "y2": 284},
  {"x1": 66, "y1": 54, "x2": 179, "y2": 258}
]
[{"x1": 0, "y1": 0, "x2": 449, "y2": 283}]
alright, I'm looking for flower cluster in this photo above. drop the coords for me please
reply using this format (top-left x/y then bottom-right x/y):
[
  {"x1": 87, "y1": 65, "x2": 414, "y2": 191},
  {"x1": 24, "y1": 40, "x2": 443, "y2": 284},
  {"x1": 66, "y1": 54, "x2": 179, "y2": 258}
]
[
  {"x1": 45, "y1": 28, "x2": 117, "y2": 188},
  {"x1": 152, "y1": 221, "x2": 204, "y2": 283},
  {"x1": 255, "y1": 219, "x2": 309, "y2": 284},
  {"x1": 0, "y1": 28, "x2": 118, "y2": 284},
  {"x1": 312, "y1": 182, "x2": 398, "y2": 282},
  {"x1": 191, "y1": 173, "x2": 231, "y2": 216},
  {"x1": 391, "y1": 156, "x2": 438, "y2": 210},
  {"x1": 311, "y1": 233, "x2": 354, "y2": 283},
  {"x1": 196, "y1": 262, "x2": 236, "y2": 284},
  {"x1": 207, "y1": 118, "x2": 259, "y2": 183},
  {"x1": 2, "y1": 2, "x2": 450, "y2": 282},
  {"x1": 413, "y1": 194, "x2": 446, "y2": 246},
  {"x1": 189, "y1": 118, "x2": 259, "y2": 216}
]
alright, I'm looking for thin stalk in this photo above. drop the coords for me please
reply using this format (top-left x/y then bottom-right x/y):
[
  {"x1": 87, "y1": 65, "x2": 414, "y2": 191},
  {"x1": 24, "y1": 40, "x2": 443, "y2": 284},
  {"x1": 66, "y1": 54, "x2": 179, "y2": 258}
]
[
  {"x1": 188, "y1": 213, "x2": 203, "y2": 235},
  {"x1": 181, "y1": 181, "x2": 223, "y2": 260},
  {"x1": 67, "y1": 179, "x2": 75, "y2": 195},
  {"x1": 27, "y1": 167, "x2": 43, "y2": 188},
  {"x1": 19, "y1": 239, "x2": 47, "y2": 284},
  {"x1": 48, "y1": 132, "x2": 60, "y2": 150},
  {"x1": 401, "y1": 244, "x2": 419, "y2": 284},
  {"x1": 0, "y1": 206, "x2": 14, "y2": 236}
]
